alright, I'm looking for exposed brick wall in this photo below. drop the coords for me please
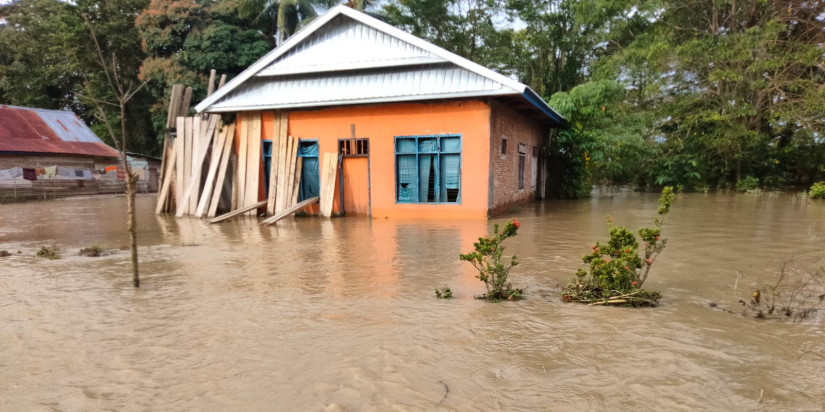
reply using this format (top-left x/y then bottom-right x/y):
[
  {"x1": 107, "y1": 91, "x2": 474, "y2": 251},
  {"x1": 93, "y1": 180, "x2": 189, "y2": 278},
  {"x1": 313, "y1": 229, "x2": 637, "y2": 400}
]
[{"x1": 488, "y1": 99, "x2": 547, "y2": 216}]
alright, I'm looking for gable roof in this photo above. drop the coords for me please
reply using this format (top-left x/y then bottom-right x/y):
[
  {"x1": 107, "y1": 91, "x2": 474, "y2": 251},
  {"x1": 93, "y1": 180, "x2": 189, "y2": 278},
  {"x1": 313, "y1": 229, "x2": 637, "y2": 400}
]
[
  {"x1": 195, "y1": 6, "x2": 566, "y2": 126},
  {"x1": 0, "y1": 105, "x2": 120, "y2": 158}
]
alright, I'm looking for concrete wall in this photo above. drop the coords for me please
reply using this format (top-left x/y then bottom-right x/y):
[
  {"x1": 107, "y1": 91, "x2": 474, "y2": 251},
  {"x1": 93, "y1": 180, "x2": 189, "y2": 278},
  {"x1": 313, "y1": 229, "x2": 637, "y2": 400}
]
[
  {"x1": 239, "y1": 100, "x2": 493, "y2": 220},
  {"x1": 488, "y1": 100, "x2": 547, "y2": 215}
]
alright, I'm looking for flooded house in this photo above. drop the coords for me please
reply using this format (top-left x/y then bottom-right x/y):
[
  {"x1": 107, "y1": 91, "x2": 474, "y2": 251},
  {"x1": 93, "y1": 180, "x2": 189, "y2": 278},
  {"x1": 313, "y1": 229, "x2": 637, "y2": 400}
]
[
  {"x1": 0, "y1": 105, "x2": 158, "y2": 199},
  {"x1": 193, "y1": 6, "x2": 566, "y2": 220}
]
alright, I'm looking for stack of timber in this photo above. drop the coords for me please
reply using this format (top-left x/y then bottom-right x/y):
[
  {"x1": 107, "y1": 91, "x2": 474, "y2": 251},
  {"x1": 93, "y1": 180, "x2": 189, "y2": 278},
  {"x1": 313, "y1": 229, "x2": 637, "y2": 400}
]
[
  {"x1": 156, "y1": 83, "x2": 192, "y2": 213},
  {"x1": 156, "y1": 106, "x2": 328, "y2": 223}
]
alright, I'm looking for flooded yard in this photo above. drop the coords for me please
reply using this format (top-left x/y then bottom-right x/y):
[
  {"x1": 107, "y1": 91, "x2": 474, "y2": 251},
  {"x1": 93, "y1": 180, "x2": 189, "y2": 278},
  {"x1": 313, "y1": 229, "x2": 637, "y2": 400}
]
[{"x1": 1, "y1": 191, "x2": 824, "y2": 410}]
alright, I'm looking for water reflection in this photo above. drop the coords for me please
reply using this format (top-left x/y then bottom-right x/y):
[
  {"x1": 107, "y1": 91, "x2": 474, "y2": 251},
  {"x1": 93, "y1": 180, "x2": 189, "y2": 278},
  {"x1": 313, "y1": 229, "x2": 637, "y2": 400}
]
[{"x1": 0, "y1": 191, "x2": 823, "y2": 410}]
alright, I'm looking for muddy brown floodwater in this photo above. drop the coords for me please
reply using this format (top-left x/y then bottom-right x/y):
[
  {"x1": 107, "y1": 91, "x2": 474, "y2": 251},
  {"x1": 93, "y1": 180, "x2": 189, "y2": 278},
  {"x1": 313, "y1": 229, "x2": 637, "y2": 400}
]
[{"x1": 1, "y1": 190, "x2": 824, "y2": 410}]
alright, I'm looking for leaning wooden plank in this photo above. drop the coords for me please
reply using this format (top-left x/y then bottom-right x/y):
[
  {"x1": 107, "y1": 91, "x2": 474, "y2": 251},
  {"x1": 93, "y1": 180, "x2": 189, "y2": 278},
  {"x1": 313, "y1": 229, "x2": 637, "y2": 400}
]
[
  {"x1": 244, "y1": 111, "x2": 262, "y2": 215},
  {"x1": 260, "y1": 196, "x2": 319, "y2": 226},
  {"x1": 174, "y1": 117, "x2": 185, "y2": 211},
  {"x1": 274, "y1": 132, "x2": 289, "y2": 214},
  {"x1": 166, "y1": 84, "x2": 184, "y2": 129},
  {"x1": 189, "y1": 115, "x2": 201, "y2": 214},
  {"x1": 291, "y1": 157, "x2": 303, "y2": 208},
  {"x1": 236, "y1": 112, "x2": 248, "y2": 207},
  {"x1": 195, "y1": 125, "x2": 229, "y2": 217},
  {"x1": 207, "y1": 123, "x2": 236, "y2": 218},
  {"x1": 319, "y1": 153, "x2": 336, "y2": 217},
  {"x1": 176, "y1": 117, "x2": 217, "y2": 217},
  {"x1": 218, "y1": 74, "x2": 227, "y2": 89},
  {"x1": 179, "y1": 87, "x2": 193, "y2": 118},
  {"x1": 266, "y1": 113, "x2": 282, "y2": 215},
  {"x1": 325, "y1": 153, "x2": 338, "y2": 217},
  {"x1": 284, "y1": 136, "x2": 299, "y2": 207},
  {"x1": 192, "y1": 114, "x2": 218, "y2": 214},
  {"x1": 155, "y1": 145, "x2": 178, "y2": 214},
  {"x1": 207, "y1": 69, "x2": 216, "y2": 97},
  {"x1": 208, "y1": 200, "x2": 267, "y2": 224},
  {"x1": 182, "y1": 117, "x2": 193, "y2": 211}
]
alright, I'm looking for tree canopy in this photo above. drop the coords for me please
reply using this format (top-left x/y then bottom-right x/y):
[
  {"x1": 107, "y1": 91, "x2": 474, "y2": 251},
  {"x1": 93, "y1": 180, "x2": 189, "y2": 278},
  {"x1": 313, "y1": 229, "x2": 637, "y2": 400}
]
[{"x1": 0, "y1": 0, "x2": 822, "y2": 190}]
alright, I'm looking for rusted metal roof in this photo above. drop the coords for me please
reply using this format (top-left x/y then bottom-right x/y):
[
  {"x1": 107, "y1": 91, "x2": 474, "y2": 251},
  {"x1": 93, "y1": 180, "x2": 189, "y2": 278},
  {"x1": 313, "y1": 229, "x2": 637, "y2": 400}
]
[{"x1": 0, "y1": 105, "x2": 120, "y2": 158}]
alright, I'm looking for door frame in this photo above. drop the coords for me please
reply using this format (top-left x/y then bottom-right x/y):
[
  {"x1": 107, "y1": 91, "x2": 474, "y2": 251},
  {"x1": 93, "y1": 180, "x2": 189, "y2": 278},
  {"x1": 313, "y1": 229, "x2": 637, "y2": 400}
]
[{"x1": 337, "y1": 137, "x2": 371, "y2": 217}]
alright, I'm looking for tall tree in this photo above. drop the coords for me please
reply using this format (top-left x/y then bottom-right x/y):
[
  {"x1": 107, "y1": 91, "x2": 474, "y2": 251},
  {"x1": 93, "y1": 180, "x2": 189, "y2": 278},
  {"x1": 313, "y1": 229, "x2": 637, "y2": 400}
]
[
  {"x1": 237, "y1": 0, "x2": 338, "y2": 45},
  {"x1": 137, "y1": 0, "x2": 270, "y2": 136}
]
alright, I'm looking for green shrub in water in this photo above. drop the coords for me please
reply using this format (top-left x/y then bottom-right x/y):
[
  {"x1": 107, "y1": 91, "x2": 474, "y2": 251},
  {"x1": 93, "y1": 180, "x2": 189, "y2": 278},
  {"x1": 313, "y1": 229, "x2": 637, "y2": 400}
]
[
  {"x1": 563, "y1": 187, "x2": 675, "y2": 307},
  {"x1": 736, "y1": 176, "x2": 760, "y2": 192},
  {"x1": 434, "y1": 287, "x2": 453, "y2": 299},
  {"x1": 810, "y1": 182, "x2": 825, "y2": 199},
  {"x1": 36, "y1": 245, "x2": 61, "y2": 260},
  {"x1": 460, "y1": 219, "x2": 523, "y2": 301}
]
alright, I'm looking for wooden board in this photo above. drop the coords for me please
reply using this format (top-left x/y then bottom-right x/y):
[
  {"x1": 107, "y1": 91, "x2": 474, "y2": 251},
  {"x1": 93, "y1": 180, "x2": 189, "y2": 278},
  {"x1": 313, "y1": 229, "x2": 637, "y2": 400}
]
[
  {"x1": 266, "y1": 113, "x2": 282, "y2": 215},
  {"x1": 207, "y1": 123, "x2": 236, "y2": 218},
  {"x1": 189, "y1": 115, "x2": 201, "y2": 214},
  {"x1": 285, "y1": 135, "x2": 299, "y2": 207},
  {"x1": 274, "y1": 131, "x2": 289, "y2": 214},
  {"x1": 176, "y1": 116, "x2": 217, "y2": 217},
  {"x1": 236, "y1": 112, "x2": 248, "y2": 207},
  {"x1": 208, "y1": 200, "x2": 267, "y2": 224},
  {"x1": 155, "y1": 143, "x2": 177, "y2": 214},
  {"x1": 291, "y1": 157, "x2": 303, "y2": 207},
  {"x1": 259, "y1": 196, "x2": 319, "y2": 226},
  {"x1": 166, "y1": 84, "x2": 184, "y2": 129},
  {"x1": 179, "y1": 87, "x2": 192, "y2": 118},
  {"x1": 244, "y1": 111, "x2": 262, "y2": 215},
  {"x1": 207, "y1": 69, "x2": 216, "y2": 97},
  {"x1": 182, "y1": 117, "x2": 193, "y2": 212},
  {"x1": 195, "y1": 125, "x2": 229, "y2": 217},
  {"x1": 320, "y1": 152, "x2": 337, "y2": 217},
  {"x1": 174, "y1": 117, "x2": 185, "y2": 213}
]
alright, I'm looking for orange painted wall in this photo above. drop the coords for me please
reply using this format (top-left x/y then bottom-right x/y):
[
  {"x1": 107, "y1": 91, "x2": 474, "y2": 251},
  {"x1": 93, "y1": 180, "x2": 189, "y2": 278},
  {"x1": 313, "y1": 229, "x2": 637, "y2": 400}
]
[{"x1": 284, "y1": 100, "x2": 492, "y2": 219}]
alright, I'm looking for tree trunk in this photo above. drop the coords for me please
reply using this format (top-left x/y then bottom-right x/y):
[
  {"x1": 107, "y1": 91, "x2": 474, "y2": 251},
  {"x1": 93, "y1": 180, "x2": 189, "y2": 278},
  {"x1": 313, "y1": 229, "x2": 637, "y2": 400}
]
[{"x1": 127, "y1": 172, "x2": 139, "y2": 287}]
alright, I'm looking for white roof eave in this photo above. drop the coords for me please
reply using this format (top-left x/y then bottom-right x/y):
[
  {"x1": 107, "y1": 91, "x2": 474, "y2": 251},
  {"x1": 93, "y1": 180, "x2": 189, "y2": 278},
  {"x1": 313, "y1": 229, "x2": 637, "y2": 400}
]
[{"x1": 203, "y1": 89, "x2": 520, "y2": 113}]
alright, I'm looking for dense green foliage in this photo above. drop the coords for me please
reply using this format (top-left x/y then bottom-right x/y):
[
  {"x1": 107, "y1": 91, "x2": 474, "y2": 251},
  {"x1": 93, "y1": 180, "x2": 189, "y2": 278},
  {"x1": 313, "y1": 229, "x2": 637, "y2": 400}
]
[
  {"x1": 811, "y1": 182, "x2": 825, "y2": 200},
  {"x1": 563, "y1": 187, "x2": 674, "y2": 306},
  {"x1": 460, "y1": 219, "x2": 523, "y2": 301},
  {"x1": 1, "y1": 0, "x2": 823, "y2": 179}
]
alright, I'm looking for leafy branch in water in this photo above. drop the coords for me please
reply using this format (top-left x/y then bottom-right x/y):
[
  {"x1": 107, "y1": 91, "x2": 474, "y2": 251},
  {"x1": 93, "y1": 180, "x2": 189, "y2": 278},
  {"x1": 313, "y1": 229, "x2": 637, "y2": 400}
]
[
  {"x1": 563, "y1": 187, "x2": 675, "y2": 307},
  {"x1": 460, "y1": 219, "x2": 523, "y2": 301}
]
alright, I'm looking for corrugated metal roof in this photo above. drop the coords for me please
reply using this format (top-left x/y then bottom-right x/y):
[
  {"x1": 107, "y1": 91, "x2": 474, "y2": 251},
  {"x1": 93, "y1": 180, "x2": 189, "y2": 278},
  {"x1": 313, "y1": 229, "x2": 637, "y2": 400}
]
[
  {"x1": 210, "y1": 64, "x2": 511, "y2": 112},
  {"x1": 257, "y1": 15, "x2": 447, "y2": 77},
  {"x1": 0, "y1": 105, "x2": 120, "y2": 158},
  {"x1": 196, "y1": 6, "x2": 566, "y2": 126}
]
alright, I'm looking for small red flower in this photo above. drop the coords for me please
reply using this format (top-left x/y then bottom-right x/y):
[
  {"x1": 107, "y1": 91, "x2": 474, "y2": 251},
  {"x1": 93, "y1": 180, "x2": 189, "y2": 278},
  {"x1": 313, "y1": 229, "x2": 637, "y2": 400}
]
[
  {"x1": 594, "y1": 247, "x2": 600, "y2": 253},
  {"x1": 604, "y1": 258, "x2": 611, "y2": 263},
  {"x1": 632, "y1": 281, "x2": 638, "y2": 286},
  {"x1": 625, "y1": 248, "x2": 630, "y2": 254},
  {"x1": 655, "y1": 235, "x2": 660, "y2": 241},
  {"x1": 646, "y1": 258, "x2": 653, "y2": 265},
  {"x1": 624, "y1": 266, "x2": 629, "y2": 271},
  {"x1": 513, "y1": 219, "x2": 520, "y2": 229}
]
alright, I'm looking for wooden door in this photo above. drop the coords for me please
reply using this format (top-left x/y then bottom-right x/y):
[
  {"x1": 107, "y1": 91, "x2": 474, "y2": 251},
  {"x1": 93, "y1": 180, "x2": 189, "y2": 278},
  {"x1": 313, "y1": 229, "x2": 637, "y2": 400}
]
[{"x1": 342, "y1": 157, "x2": 370, "y2": 216}]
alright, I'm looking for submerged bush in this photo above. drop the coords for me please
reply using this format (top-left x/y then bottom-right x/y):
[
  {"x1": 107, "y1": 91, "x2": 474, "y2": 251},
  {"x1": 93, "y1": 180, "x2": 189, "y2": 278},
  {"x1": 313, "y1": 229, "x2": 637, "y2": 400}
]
[
  {"x1": 810, "y1": 182, "x2": 825, "y2": 199},
  {"x1": 563, "y1": 187, "x2": 675, "y2": 307},
  {"x1": 434, "y1": 287, "x2": 453, "y2": 299},
  {"x1": 732, "y1": 260, "x2": 824, "y2": 322},
  {"x1": 460, "y1": 219, "x2": 523, "y2": 301},
  {"x1": 36, "y1": 245, "x2": 61, "y2": 260}
]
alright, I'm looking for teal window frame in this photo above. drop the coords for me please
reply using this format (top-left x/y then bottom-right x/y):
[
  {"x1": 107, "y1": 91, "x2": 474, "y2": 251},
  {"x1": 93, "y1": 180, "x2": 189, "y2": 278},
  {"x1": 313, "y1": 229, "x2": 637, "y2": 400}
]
[{"x1": 394, "y1": 134, "x2": 462, "y2": 204}]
